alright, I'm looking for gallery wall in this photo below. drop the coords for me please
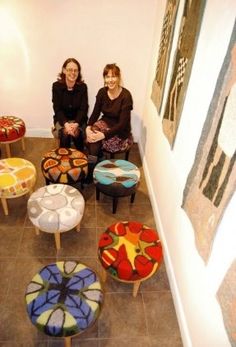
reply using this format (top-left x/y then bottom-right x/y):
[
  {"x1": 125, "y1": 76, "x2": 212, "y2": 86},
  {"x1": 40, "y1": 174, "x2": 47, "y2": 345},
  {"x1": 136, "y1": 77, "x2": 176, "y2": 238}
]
[
  {"x1": 141, "y1": 0, "x2": 236, "y2": 346},
  {"x1": 0, "y1": 0, "x2": 158, "y2": 140}
]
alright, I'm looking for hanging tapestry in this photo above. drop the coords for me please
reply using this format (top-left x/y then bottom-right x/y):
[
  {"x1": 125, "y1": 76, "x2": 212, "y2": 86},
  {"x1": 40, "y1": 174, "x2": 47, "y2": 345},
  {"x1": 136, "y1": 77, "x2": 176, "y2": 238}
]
[
  {"x1": 162, "y1": 0, "x2": 206, "y2": 148},
  {"x1": 151, "y1": 0, "x2": 180, "y2": 114},
  {"x1": 182, "y1": 21, "x2": 236, "y2": 263},
  {"x1": 217, "y1": 260, "x2": 236, "y2": 347}
]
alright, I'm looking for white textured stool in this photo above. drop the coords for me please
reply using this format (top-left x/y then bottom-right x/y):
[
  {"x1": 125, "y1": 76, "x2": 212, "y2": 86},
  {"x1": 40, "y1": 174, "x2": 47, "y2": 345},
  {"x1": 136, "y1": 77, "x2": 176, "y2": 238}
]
[{"x1": 27, "y1": 184, "x2": 85, "y2": 250}]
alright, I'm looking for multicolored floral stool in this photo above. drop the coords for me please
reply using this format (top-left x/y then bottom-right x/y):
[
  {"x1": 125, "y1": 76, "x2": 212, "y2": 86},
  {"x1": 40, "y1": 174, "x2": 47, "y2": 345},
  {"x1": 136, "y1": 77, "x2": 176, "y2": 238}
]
[
  {"x1": 93, "y1": 159, "x2": 140, "y2": 213},
  {"x1": 0, "y1": 158, "x2": 36, "y2": 216},
  {"x1": 0, "y1": 115, "x2": 26, "y2": 157},
  {"x1": 41, "y1": 148, "x2": 88, "y2": 188},
  {"x1": 27, "y1": 184, "x2": 85, "y2": 250},
  {"x1": 98, "y1": 221, "x2": 163, "y2": 297},
  {"x1": 25, "y1": 261, "x2": 104, "y2": 347}
]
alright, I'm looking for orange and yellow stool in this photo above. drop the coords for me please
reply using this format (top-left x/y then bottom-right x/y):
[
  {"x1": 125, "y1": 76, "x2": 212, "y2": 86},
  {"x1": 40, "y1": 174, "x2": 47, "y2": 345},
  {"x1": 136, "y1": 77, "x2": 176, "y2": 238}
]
[
  {"x1": 0, "y1": 158, "x2": 36, "y2": 215},
  {"x1": 0, "y1": 116, "x2": 26, "y2": 157}
]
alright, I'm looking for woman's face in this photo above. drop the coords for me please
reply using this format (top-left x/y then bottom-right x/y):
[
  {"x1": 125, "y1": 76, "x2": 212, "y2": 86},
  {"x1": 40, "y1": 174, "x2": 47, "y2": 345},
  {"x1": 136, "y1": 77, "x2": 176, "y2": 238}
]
[
  {"x1": 63, "y1": 61, "x2": 79, "y2": 84},
  {"x1": 104, "y1": 69, "x2": 120, "y2": 90}
]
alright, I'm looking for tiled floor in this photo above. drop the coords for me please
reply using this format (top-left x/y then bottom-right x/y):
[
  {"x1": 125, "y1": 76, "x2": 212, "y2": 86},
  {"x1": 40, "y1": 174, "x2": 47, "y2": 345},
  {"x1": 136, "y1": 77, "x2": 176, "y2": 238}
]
[{"x1": 0, "y1": 138, "x2": 183, "y2": 347}]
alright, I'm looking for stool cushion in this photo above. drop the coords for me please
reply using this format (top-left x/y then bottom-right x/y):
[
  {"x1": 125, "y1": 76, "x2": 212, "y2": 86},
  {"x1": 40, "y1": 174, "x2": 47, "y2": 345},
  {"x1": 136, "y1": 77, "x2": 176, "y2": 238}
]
[
  {"x1": 98, "y1": 221, "x2": 163, "y2": 281},
  {"x1": 0, "y1": 116, "x2": 26, "y2": 142},
  {"x1": 0, "y1": 158, "x2": 36, "y2": 198},
  {"x1": 27, "y1": 184, "x2": 85, "y2": 233},
  {"x1": 94, "y1": 159, "x2": 140, "y2": 197},
  {"x1": 41, "y1": 148, "x2": 88, "y2": 184},
  {"x1": 25, "y1": 261, "x2": 103, "y2": 337}
]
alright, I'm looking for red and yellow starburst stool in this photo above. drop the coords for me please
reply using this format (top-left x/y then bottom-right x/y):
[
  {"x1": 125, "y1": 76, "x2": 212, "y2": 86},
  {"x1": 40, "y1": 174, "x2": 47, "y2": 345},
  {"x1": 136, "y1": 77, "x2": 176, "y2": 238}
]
[
  {"x1": 98, "y1": 221, "x2": 163, "y2": 297},
  {"x1": 41, "y1": 148, "x2": 88, "y2": 188},
  {"x1": 0, "y1": 115, "x2": 26, "y2": 157},
  {"x1": 25, "y1": 261, "x2": 104, "y2": 347},
  {"x1": 0, "y1": 158, "x2": 36, "y2": 215}
]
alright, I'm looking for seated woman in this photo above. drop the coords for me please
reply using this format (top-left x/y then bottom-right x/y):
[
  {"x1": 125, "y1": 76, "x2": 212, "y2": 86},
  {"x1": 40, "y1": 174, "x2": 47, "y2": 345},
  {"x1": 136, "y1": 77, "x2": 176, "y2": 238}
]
[
  {"x1": 52, "y1": 58, "x2": 88, "y2": 151},
  {"x1": 86, "y1": 63, "x2": 133, "y2": 168}
]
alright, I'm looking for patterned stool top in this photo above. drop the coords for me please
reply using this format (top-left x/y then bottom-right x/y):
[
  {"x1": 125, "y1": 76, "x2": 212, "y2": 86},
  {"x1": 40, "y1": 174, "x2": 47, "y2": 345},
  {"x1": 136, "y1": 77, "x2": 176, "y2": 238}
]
[
  {"x1": 25, "y1": 261, "x2": 103, "y2": 337},
  {"x1": 94, "y1": 159, "x2": 140, "y2": 188},
  {"x1": 0, "y1": 115, "x2": 26, "y2": 142},
  {"x1": 41, "y1": 148, "x2": 88, "y2": 184},
  {"x1": 98, "y1": 221, "x2": 163, "y2": 282},
  {"x1": 0, "y1": 158, "x2": 36, "y2": 198},
  {"x1": 27, "y1": 184, "x2": 85, "y2": 233}
]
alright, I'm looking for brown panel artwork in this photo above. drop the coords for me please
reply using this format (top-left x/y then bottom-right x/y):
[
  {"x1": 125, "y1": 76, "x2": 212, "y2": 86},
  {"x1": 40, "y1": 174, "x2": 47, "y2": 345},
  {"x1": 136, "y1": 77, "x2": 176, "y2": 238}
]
[
  {"x1": 217, "y1": 260, "x2": 236, "y2": 346},
  {"x1": 162, "y1": 0, "x2": 206, "y2": 148},
  {"x1": 151, "y1": 0, "x2": 180, "y2": 114},
  {"x1": 182, "y1": 21, "x2": 236, "y2": 263}
]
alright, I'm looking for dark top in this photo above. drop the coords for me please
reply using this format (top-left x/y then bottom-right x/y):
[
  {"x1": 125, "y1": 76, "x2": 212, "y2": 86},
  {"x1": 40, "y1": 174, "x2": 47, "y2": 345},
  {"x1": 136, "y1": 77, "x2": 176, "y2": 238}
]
[
  {"x1": 88, "y1": 87, "x2": 133, "y2": 139},
  {"x1": 52, "y1": 81, "x2": 88, "y2": 127}
]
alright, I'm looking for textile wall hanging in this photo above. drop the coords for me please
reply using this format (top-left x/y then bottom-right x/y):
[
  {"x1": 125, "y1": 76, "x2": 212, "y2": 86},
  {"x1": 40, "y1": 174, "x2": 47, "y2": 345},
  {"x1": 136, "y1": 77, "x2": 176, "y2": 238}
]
[
  {"x1": 151, "y1": 0, "x2": 180, "y2": 113},
  {"x1": 182, "y1": 21, "x2": 236, "y2": 263},
  {"x1": 217, "y1": 260, "x2": 236, "y2": 347},
  {"x1": 162, "y1": 0, "x2": 206, "y2": 148}
]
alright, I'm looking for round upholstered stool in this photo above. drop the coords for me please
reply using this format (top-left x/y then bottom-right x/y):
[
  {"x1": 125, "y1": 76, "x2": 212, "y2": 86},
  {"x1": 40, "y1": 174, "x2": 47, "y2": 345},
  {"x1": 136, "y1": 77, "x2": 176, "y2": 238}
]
[
  {"x1": 93, "y1": 159, "x2": 140, "y2": 213},
  {"x1": 98, "y1": 221, "x2": 163, "y2": 297},
  {"x1": 0, "y1": 158, "x2": 36, "y2": 216},
  {"x1": 41, "y1": 148, "x2": 88, "y2": 188},
  {"x1": 27, "y1": 184, "x2": 85, "y2": 250},
  {"x1": 0, "y1": 115, "x2": 26, "y2": 157},
  {"x1": 25, "y1": 260, "x2": 104, "y2": 347}
]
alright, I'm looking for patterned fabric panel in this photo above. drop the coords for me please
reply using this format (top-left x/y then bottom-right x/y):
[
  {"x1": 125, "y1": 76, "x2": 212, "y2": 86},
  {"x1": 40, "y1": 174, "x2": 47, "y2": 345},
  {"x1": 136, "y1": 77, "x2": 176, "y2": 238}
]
[
  {"x1": 0, "y1": 116, "x2": 26, "y2": 142},
  {"x1": 94, "y1": 160, "x2": 140, "y2": 188},
  {"x1": 28, "y1": 184, "x2": 85, "y2": 233},
  {"x1": 25, "y1": 261, "x2": 103, "y2": 337},
  {"x1": 0, "y1": 158, "x2": 36, "y2": 197},
  {"x1": 98, "y1": 221, "x2": 163, "y2": 281},
  {"x1": 41, "y1": 148, "x2": 88, "y2": 184}
]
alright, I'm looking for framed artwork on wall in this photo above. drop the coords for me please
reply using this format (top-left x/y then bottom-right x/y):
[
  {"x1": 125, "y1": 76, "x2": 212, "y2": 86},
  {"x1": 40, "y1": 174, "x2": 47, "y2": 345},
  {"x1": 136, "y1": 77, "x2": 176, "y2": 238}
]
[
  {"x1": 151, "y1": 0, "x2": 180, "y2": 114},
  {"x1": 182, "y1": 21, "x2": 236, "y2": 263},
  {"x1": 162, "y1": 0, "x2": 206, "y2": 148}
]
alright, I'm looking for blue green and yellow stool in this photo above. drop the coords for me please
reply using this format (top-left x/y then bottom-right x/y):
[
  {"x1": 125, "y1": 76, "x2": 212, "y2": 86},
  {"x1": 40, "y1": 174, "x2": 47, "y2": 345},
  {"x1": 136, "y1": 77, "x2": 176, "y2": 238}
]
[
  {"x1": 0, "y1": 158, "x2": 36, "y2": 215},
  {"x1": 98, "y1": 221, "x2": 163, "y2": 297},
  {"x1": 25, "y1": 260, "x2": 104, "y2": 347},
  {"x1": 93, "y1": 159, "x2": 140, "y2": 213}
]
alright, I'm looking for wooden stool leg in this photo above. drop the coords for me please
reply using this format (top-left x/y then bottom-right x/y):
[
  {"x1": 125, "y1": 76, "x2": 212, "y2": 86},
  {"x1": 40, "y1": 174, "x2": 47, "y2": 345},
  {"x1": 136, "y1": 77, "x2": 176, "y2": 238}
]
[
  {"x1": 35, "y1": 227, "x2": 40, "y2": 235},
  {"x1": 1, "y1": 198, "x2": 8, "y2": 216},
  {"x1": 6, "y1": 143, "x2": 11, "y2": 157},
  {"x1": 76, "y1": 223, "x2": 80, "y2": 232},
  {"x1": 112, "y1": 197, "x2": 118, "y2": 214},
  {"x1": 101, "y1": 267, "x2": 107, "y2": 283},
  {"x1": 21, "y1": 137, "x2": 25, "y2": 151},
  {"x1": 125, "y1": 150, "x2": 130, "y2": 161},
  {"x1": 64, "y1": 336, "x2": 71, "y2": 347},
  {"x1": 133, "y1": 280, "x2": 141, "y2": 297},
  {"x1": 54, "y1": 232, "x2": 61, "y2": 250},
  {"x1": 130, "y1": 192, "x2": 136, "y2": 204}
]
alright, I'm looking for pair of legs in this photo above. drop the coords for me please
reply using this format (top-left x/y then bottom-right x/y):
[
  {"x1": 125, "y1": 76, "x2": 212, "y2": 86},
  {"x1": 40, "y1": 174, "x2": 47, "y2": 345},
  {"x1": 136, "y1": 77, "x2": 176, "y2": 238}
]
[{"x1": 59, "y1": 128, "x2": 84, "y2": 151}]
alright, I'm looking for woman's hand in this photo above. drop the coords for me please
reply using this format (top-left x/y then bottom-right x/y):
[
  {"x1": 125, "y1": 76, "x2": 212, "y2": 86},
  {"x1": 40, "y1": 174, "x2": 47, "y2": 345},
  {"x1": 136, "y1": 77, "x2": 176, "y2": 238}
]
[{"x1": 86, "y1": 126, "x2": 105, "y2": 143}]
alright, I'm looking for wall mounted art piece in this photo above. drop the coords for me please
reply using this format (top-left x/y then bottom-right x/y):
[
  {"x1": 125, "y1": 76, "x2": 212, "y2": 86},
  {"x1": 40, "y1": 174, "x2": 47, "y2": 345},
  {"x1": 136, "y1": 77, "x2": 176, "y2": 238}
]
[
  {"x1": 182, "y1": 21, "x2": 236, "y2": 263},
  {"x1": 151, "y1": 0, "x2": 180, "y2": 114},
  {"x1": 217, "y1": 260, "x2": 236, "y2": 347},
  {"x1": 162, "y1": 0, "x2": 206, "y2": 148}
]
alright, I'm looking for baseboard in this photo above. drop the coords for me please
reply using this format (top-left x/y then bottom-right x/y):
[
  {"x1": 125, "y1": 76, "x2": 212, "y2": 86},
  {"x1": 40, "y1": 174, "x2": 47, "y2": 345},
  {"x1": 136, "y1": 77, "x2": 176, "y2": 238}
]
[
  {"x1": 137, "y1": 141, "x2": 191, "y2": 347},
  {"x1": 26, "y1": 128, "x2": 53, "y2": 138}
]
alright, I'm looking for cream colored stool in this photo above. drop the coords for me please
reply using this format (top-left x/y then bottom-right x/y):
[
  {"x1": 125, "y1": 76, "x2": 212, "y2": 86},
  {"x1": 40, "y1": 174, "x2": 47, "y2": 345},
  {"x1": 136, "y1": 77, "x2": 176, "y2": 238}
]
[
  {"x1": 0, "y1": 158, "x2": 36, "y2": 215},
  {"x1": 0, "y1": 115, "x2": 26, "y2": 157},
  {"x1": 27, "y1": 184, "x2": 85, "y2": 250}
]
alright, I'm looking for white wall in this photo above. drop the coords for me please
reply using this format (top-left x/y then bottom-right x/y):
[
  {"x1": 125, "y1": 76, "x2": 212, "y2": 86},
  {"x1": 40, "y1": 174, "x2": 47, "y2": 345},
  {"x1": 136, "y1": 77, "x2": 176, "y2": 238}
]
[
  {"x1": 0, "y1": 0, "x2": 158, "y2": 140},
  {"x1": 141, "y1": 0, "x2": 236, "y2": 346}
]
